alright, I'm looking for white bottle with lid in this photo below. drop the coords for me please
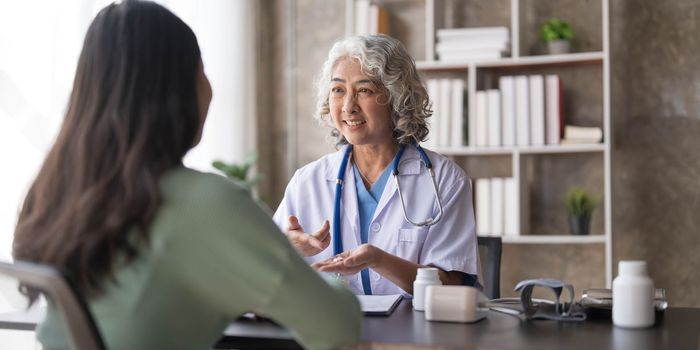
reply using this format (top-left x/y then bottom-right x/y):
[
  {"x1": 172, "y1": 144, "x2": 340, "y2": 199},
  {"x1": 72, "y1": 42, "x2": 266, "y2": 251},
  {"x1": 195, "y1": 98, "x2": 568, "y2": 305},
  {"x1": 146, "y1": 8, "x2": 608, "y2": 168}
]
[
  {"x1": 413, "y1": 267, "x2": 442, "y2": 311},
  {"x1": 612, "y1": 260, "x2": 655, "y2": 328}
]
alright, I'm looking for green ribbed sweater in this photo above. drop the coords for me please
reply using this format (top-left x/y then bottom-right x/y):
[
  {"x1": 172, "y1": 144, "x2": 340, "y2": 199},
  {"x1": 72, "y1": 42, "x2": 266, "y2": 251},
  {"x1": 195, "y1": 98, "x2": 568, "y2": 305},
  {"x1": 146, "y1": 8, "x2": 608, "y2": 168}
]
[{"x1": 37, "y1": 166, "x2": 361, "y2": 350}]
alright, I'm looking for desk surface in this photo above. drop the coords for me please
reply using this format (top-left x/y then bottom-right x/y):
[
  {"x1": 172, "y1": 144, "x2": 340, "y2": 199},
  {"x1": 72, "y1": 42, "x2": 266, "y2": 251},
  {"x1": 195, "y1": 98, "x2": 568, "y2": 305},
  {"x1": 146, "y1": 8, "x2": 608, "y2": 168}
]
[
  {"x1": 3, "y1": 301, "x2": 699, "y2": 350},
  {"x1": 219, "y1": 300, "x2": 700, "y2": 350}
]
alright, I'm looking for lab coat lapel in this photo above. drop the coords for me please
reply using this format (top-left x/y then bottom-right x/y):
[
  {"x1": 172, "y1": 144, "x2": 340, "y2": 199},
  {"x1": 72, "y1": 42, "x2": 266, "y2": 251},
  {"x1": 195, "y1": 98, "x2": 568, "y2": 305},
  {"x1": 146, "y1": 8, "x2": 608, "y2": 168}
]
[
  {"x1": 342, "y1": 168, "x2": 361, "y2": 248},
  {"x1": 324, "y1": 146, "x2": 361, "y2": 249}
]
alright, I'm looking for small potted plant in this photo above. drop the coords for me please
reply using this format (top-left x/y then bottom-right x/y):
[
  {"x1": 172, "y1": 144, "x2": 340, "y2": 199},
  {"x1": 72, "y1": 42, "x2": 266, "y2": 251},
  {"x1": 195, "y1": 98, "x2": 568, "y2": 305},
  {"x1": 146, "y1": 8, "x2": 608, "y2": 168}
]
[
  {"x1": 539, "y1": 18, "x2": 574, "y2": 55},
  {"x1": 212, "y1": 153, "x2": 262, "y2": 192},
  {"x1": 564, "y1": 187, "x2": 597, "y2": 235}
]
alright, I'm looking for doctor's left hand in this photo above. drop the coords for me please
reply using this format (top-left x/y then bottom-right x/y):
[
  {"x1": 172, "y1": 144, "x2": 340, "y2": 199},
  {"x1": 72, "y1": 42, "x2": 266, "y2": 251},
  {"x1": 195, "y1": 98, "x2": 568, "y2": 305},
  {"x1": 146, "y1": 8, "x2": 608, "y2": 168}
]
[{"x1": 313, "y1": 244, "x2": 385, "y2": 275}]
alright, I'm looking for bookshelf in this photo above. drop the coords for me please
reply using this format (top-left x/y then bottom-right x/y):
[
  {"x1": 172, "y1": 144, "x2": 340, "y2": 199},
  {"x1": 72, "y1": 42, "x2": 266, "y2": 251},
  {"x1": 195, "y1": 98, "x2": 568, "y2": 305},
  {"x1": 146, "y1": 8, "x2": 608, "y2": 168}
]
[{"x1": 346, "y1": 0, "x2": 612, "y2": 287}]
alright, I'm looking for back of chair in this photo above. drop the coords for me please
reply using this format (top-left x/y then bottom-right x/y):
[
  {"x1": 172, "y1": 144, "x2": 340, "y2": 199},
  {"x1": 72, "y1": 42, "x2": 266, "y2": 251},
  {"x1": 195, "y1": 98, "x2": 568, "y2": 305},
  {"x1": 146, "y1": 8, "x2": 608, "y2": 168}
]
[
  {"x1": 0, "y1": 260, "x2": 106, "y2": 350},
  {"x1": 477, "y1": 236, "x2": 502, "y2": 300}
]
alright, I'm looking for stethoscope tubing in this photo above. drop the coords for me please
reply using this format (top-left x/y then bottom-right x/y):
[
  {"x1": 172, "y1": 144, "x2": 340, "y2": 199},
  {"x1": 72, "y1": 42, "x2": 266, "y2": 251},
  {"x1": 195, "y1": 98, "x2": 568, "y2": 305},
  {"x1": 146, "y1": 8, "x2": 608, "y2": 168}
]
[{"x1": 332, "y1": 142, "x2": 443, "y2": 256}]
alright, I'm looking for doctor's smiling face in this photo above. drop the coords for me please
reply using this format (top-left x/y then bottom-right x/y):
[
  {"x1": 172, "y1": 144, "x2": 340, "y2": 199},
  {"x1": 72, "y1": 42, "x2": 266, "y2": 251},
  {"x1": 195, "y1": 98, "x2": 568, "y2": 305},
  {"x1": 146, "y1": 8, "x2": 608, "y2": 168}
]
[{"x1": 328, "y1": 57, "x2": 394, "y2": 147}]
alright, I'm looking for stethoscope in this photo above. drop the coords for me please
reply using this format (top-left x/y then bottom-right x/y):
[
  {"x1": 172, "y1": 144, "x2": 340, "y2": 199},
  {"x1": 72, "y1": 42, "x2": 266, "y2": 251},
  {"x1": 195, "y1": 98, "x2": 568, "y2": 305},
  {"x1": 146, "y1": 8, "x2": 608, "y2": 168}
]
[{"x1": 332, "y1": 142, "x2": 444, "y2": 257}]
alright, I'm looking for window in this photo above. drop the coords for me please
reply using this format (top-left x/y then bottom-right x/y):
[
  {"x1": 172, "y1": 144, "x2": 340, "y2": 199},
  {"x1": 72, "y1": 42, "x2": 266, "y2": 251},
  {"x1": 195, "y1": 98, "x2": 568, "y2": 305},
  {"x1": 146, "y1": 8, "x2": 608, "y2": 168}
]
[{"x1": 0, "y1": 0, "x2": 256, "y2": 261}]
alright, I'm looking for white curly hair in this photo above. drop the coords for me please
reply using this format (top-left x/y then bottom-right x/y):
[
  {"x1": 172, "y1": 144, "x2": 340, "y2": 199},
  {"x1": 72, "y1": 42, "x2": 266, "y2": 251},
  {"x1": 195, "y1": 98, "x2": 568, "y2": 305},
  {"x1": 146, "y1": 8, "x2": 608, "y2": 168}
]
[{"x1": 314, "y1": 34, "x2": 432, "y2": 147}]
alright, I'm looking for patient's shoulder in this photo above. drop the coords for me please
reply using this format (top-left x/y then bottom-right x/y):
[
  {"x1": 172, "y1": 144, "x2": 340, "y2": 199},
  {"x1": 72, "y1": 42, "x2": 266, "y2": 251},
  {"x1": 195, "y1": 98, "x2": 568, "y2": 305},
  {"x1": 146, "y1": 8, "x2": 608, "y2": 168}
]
[{"x1": 160, "y1": 166, "x2": 250, "y2": 205}]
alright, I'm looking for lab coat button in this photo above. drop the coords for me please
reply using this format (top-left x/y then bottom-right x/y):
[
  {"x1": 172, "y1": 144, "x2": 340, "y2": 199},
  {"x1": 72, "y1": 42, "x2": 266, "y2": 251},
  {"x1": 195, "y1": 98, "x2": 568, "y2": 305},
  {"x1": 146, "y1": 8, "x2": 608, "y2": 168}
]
[
  {"x1": 372, "y1": 273, "x2": 381, "y2": 281},
  {"x1": 371, "y1": 222, "x2": 381, "y2": 232}
]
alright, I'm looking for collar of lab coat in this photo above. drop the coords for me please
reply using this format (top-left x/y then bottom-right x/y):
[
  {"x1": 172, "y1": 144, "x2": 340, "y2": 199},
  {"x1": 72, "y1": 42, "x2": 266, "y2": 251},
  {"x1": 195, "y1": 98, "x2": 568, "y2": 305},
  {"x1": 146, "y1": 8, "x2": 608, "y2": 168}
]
[
  {"x1": 322, "y1": 144, "x2": 423, "y2": 183},
  {"x1": 323, "y1": 144, "x2": 426, "y2": 240}
]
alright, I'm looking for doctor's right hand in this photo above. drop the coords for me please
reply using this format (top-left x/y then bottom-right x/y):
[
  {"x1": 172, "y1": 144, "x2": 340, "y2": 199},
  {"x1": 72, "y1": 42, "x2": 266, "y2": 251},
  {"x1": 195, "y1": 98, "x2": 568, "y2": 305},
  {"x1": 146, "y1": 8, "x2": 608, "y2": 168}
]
[{"x1": 285, "y1": 216, "x2": 331, "y2": 257}]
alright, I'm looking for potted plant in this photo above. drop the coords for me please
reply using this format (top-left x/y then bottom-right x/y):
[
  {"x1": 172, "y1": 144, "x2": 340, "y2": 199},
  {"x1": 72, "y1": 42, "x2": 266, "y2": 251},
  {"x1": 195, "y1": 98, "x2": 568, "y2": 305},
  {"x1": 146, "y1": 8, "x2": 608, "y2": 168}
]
[
  {"x1": 539, "y1": 18, "x2": 574, "y2": 55},
  {"x1": 564, "y1": 187, "x2": 597, "y2": 235},
  {"x1": 212, "y1": 153, "x2": 262, "y2": 192}
]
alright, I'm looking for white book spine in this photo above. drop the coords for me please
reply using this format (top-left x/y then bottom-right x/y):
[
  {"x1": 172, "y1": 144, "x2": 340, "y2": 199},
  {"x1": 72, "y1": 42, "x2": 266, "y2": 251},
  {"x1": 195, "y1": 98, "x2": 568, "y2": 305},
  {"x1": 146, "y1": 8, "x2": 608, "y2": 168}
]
[
  {"x1": 515, "y1": 75, "x2": 530, "y2": 146},
  {"x1": 529, "y1": 75, "x2": 545, "y2": 146},
  {"x1": 436, "y1": 26, "x2": 509, "y2": 40},
  {"x1": 435, "y1": 41, "x2": 509, "y2": 54},
  {"x1": 369, "y1": 4, "x2": 379, "y2": 35},
  {"x1": 438, "y1": 51, "x2": 503, "y2": 62},
  {"x1": 438, "y1": 79, "x2": 452, "y2": 147},
  {"x1": 545, "y1": 75, "x2": 562, "y2": 145},
  {"x1": 564, "y1": 125, "x2": 603, "y2": 141},
  {"x1": 450, "y1": 79, "x2": 465, "y2": 147},
  {"x1": 500, "y1": 76, "x2": 516, "y2": 147},
  {"x1": 354, "y1": 0, "x2": 370, "y2": 35},
  {"x1": 487, "y1": 90, "x2": 501, "y2": 147},
  {"x1": 425, "y1": 79, "x2": 440, "y2": 148},
  {"x1": 475, "y1": 178, "x2": 491, "y2": 235},
  {"x1": 504, "y1": 178, "x2": 518, "y2": 236},
  {"x1": 490, "y1": 177, "x2": 504, "y2": 236},
  {"x1": 475, "y1": 91, "x2": 489, "y2": 147}
]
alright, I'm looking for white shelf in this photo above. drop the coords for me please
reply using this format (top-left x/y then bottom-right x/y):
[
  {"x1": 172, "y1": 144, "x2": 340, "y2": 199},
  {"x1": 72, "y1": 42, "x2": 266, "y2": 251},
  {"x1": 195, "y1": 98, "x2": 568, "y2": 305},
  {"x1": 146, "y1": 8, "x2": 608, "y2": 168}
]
[
  {"x1": 433, "y1": 143, "x2": 605, "y2": 156},
  {"x1": 520, "y1": 144, "x2": 605, "y2": 154},
  {"x1": 477, "y1": 52, "x2": 604, "y2": 68},
  {"x1": 350, "y1": 0, "x2": 612, "y2": 286},
  {"x1": 432, "y1": 147, "x2": 513, "y2": 156},
  {"x1": 479, "y1": 235, "x2": 606, "y2": 244},
  {"x1": 416, "y1": 52, "x2": 604, "y2": 71}
]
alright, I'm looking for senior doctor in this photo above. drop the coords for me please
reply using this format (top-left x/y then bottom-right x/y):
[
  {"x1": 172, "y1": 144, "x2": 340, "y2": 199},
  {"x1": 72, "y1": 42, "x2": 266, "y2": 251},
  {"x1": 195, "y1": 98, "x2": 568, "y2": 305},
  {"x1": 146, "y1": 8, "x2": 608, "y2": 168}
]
[{"x1": 273, "y1": 34, "x2": 480, "y2": 296}]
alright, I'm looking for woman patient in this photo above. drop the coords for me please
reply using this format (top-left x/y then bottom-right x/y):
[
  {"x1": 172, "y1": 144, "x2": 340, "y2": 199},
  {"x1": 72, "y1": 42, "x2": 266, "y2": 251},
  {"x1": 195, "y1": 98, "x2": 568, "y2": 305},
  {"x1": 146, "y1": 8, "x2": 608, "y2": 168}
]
[{"x1": 12, "y1": 1, "x2": 360, "y2": 349}]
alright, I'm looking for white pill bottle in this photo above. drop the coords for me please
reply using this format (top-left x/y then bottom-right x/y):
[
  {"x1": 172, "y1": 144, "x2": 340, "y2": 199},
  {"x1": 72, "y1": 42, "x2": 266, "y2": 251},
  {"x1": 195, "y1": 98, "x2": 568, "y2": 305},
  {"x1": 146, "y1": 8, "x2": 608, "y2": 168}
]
[
  {"x1": 612, "y1": 260, "x2": 655, "y2": 328},
  {"x1": 413, "y1": 267, "x2": 442, "y2": 311}
]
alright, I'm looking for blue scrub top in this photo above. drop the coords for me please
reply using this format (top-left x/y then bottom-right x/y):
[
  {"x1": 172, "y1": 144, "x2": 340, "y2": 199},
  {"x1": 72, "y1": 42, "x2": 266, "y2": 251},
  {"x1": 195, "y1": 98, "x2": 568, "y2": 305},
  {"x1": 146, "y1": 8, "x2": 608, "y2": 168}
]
[{"x1": 352, "y1": 159, "x2": 393, "y2": 295}]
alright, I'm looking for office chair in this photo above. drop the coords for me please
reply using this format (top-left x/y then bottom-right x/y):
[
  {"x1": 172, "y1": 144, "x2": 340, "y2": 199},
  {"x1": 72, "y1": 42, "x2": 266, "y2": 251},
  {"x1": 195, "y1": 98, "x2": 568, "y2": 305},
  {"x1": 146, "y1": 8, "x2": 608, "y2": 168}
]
[
  {"x1": 0, "y1": 260, "x2": 106, "y2": 350},
  {"x1": 477, "y1": 236, "x2": 502, "y2": 299}
]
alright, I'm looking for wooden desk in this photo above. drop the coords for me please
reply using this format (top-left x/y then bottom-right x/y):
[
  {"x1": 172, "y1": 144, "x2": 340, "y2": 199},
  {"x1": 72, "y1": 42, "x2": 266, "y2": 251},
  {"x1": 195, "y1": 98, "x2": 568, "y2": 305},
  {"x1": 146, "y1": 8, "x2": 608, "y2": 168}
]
[
  {"x1": 2, "y1": 301, "x2": 699, "y2": 349},
  {"x1": 217, "y1": 300, "x2": 700, "y2": 350}
]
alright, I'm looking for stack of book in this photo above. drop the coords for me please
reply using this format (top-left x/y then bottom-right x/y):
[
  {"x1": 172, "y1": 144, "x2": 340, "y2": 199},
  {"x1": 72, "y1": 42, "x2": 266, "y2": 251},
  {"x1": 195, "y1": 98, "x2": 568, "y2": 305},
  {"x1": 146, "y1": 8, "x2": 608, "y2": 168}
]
[
  {"x1": 423, "y1": 78, "x2": 466, "y2": 148},
  {"x1": 561, "y1": 125, "x2": 603, "y2": 144},
  {"x1": 470, "y1": 74, "x2": 566, "y2": 147},
  {"x1": 436, "y1": 27, "x2": 509, "y2": 61},
  {"x1": 474, "y1": 177, "x2": 518, "y2": 237}
]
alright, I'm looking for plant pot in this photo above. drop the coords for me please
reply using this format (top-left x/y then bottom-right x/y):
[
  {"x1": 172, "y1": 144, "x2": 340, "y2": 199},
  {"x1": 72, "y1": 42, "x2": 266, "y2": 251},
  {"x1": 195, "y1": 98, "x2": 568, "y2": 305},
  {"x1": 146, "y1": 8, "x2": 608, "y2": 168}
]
[
  {"x1": 547, "y1": 39, "x2": 571, "y2": 55},
  {"x1": 568, "y1": 214, "x2": 591, "y2": 235}
]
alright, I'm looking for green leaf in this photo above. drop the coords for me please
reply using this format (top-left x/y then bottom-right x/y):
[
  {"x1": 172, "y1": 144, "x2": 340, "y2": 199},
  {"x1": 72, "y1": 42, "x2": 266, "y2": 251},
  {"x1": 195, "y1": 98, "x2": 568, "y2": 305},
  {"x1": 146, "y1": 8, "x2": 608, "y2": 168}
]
[
  {"x1": 539, "y1": 17, "x2": 575, "y2": 43},
  {"x1": 211, "y1": 152, "x2": 263, "y2": 190},
  {"x1": 564, "y1": 187, "x2": 598, "y2": 217}
]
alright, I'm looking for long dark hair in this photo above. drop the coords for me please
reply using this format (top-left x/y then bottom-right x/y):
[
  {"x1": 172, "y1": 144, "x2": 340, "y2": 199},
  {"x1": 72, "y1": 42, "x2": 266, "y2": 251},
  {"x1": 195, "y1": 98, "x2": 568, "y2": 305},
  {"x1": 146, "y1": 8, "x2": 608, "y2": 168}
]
[{"x1": 13, "y1": 0, "x2": 201, "y2": 296}]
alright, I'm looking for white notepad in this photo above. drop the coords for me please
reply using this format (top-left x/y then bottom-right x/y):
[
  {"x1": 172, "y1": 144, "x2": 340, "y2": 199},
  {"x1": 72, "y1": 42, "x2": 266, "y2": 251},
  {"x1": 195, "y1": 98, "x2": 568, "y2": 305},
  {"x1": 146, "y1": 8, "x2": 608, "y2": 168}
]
[{"x1": 356, "y1": 294, "x2": 403, "y2": 316}]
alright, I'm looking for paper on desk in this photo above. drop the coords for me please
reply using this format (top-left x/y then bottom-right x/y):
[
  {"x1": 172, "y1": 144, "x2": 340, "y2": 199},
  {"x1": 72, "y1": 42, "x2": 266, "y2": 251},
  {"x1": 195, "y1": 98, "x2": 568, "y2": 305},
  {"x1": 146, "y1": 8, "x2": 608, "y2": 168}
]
[{"x1": 356, "y1": 294, "x2": 402, "y2": 315}]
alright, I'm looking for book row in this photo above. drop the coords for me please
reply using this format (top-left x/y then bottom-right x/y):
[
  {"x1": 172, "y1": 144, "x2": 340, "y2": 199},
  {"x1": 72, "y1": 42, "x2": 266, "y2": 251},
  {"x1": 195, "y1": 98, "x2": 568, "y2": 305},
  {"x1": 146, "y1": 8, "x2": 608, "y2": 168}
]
[
  {"x1": 474, "y1": 177, "x2": 518, "y2": 237},
  {"x1": 424, "y1": 75, "x2": 603, "y2": 148}
]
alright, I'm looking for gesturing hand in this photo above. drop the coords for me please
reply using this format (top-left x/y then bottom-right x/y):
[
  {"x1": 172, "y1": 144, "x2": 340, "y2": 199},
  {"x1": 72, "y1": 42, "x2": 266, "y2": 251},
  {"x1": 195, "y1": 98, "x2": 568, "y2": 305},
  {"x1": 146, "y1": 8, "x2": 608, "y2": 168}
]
[
  {"x1": 312, "y1": 244, "x2": 384, "y2": 275},
  {"x1": 285, "y1": 215, "x2": 331, "y2": 257}
]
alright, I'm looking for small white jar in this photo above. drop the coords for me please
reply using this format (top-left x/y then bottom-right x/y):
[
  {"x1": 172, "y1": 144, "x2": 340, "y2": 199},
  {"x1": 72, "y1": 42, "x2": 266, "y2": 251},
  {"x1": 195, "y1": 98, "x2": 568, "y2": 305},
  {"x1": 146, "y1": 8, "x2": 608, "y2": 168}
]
[
  {"x1": 612, "y1": 260, "x2": 655, "y2": 328},
  {"x1": 413, "y1": 267, "x2": 442, "y2": 311}
]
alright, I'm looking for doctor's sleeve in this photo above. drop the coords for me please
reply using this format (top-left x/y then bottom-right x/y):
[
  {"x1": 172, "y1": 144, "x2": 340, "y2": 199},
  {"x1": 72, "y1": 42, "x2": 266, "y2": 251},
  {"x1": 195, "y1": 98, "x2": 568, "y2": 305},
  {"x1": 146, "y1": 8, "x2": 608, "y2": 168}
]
[
  {"x1": 272, "y1": 170, "x2": 301, "y2": 231},
  {"x1": 419, "y1": 173, "x2": 480, "y2": 278}
]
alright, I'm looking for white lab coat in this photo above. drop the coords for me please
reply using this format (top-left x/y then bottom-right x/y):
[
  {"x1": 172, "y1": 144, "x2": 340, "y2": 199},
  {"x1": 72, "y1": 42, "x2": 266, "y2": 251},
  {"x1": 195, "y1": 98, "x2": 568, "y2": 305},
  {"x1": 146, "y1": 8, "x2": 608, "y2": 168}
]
[{"x1": 273, "y1": 145, "x2": 480, "y2": 295}]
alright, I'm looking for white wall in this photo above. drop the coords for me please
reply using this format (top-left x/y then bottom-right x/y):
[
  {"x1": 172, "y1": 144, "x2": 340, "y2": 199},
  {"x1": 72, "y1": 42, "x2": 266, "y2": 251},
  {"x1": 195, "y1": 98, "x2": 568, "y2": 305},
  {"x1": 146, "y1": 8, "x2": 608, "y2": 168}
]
[{"x1": 0, "y1": 0, "x2": 255, "y2": 261}]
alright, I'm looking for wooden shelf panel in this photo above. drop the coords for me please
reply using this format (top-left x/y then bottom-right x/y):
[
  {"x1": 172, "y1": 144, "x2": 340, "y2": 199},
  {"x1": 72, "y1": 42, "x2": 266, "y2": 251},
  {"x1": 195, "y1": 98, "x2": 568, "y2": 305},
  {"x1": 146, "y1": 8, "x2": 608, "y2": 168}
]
[
  {"x1": 432, "y1": 143, "x2": 605, "y2": 156},
  {"x1": 478, "y1": 234, "x2": 606, "y2": 244},
  {"x1": 416, "y1": 52, "x2": 604, "y2": 71}
]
